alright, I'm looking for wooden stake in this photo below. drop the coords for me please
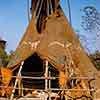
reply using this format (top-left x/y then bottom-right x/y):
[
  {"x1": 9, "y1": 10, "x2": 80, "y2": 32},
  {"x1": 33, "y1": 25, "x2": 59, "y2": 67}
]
[
  {"x1": 10, "y1": 61, "x2": 24, "y2": 100},
  {"x1": 45, "y1": 60, "x2": 48, "y2": 91},
  {"x1": 18, "y1": 72, "x2": 23, "y2": 96}
]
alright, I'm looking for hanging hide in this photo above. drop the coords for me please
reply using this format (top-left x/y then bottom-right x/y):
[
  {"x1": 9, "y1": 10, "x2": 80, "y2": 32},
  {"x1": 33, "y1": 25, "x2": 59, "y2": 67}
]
[{"x1": 0, "y1": 67, "x2": 12, "y2": 96}]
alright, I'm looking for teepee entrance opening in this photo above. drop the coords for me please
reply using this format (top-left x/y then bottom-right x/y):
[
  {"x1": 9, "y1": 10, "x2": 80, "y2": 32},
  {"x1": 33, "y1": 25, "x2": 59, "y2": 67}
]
[
  {"x1": 21, "y1": 53, "x2": 45, "y2": 90},
  {"x1": 12, "y1": 52, "x2": 59, "y2": 97}
]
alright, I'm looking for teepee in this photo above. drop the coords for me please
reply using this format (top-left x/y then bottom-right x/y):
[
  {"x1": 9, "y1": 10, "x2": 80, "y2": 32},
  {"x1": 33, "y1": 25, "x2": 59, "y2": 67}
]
[{"x1": 6, "y1": 0, "x2": 100, "y2": 99}]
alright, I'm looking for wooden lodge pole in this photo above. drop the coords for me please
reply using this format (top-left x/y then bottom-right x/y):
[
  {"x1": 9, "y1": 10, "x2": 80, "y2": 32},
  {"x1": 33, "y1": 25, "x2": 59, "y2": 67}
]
[
  {"x1": 10, "y1": 61, "x2": 24, "y2": 100},
  {"x1": 45, "y1": 60, "x2": 48, "y2": 91}
]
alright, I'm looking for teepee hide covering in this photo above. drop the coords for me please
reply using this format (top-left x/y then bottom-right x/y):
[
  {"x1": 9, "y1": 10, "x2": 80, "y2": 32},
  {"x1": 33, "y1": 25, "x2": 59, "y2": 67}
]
[
  {"x1": 7, "y1": 10, "x2": 97, "y2": 76},
  {"x1": 7, "y1": 16, "x2": 40, "y2": 68},
  {"x1": 37, "y1": 11, "x2": 97, "y2": 76}
]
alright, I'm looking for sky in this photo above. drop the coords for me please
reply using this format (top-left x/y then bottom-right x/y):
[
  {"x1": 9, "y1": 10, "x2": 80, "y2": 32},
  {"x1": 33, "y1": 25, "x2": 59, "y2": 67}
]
[{"x1": 0, "y1": 0, "x2": 100, "y2": 53}]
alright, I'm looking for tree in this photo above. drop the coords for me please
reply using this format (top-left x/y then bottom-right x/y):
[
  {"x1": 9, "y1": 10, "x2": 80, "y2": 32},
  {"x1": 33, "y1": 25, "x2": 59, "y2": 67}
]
[
  {"x1": 0, "y1": 39, "x2": 10, "y2": 67},
  {"x1": 81, "y1": 6, "x2": 100, "y2": 32},
  {"x1": 77, "y1": 33, "x2": 91, "y2": 54},
  {"x1": 0, "y1": 48, "x2": 10, "y2": 67},
  {"x1": 89, "y1": 51, "x2": 100, "y2": 70},
  {"x1": 81, "y1": 6, "x2": 100, "y2": 70},
  {"x1": 81, "y1": 6, "x2": 100, "y2": 51}
]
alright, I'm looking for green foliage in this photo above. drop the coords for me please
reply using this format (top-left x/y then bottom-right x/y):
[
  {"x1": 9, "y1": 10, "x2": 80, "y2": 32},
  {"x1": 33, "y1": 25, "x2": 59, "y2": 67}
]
[
  {"x1": 0, "y1": 48, "x2": 10, "y2": 66},
  {"x1": 89, "y1": 51, "x2": 100, "y2": 70}
]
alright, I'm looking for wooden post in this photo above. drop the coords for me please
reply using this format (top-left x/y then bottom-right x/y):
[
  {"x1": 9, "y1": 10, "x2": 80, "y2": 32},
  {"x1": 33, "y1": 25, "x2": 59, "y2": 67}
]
[
  {"x1": 18, "y1": 72, "x2": 24, "y2": 97},
  {"x1": 48, "y1": 71, "x2": 51, "y2": 100},
  {"x1": 45, "y1": 60, "x2": 48, "y2": 91},
  {"x1": 94, "y1": 73, "x2": 96, "y2": 100},
  {"x1": 18, "y1": 73, "x2": 21, "y2": 96},
  {"x1": 10, "y1": 61, "x2": 24, "y2": 100},
  {"x1": 49, "y1": 71, "x2": 51, "y2": 90}
]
